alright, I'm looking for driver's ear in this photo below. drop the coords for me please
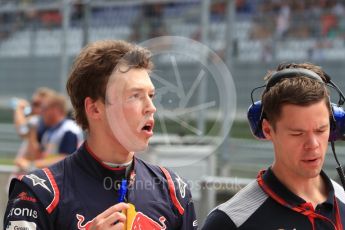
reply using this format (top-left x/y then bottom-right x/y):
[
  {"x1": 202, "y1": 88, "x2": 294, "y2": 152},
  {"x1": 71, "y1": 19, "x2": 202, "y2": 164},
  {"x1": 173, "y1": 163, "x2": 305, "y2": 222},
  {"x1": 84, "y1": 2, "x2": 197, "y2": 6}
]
[{"x1": 85, "y1": 97, "x2": 102, "y2": 120}]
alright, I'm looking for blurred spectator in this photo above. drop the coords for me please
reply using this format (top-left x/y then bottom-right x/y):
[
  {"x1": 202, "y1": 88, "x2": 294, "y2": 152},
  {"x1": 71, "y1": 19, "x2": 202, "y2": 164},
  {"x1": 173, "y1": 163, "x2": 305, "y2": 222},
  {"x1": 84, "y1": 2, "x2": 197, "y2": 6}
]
[
  {"x1": 332, "y1": 1, "x2": 345, "y2": 16},
  {"x1": 130, "y1": 3, "x2": 167, "y2": 41},
  {"x1": 249, "y1": 21, "x2": 272, "y2": 40},
  {"x1": 211, "y1": 1, "x2": 226, "y2": 21},
  {"x1": 321, "y1": 10, "x2": 338, "y2": 37},
  {"x1": 40, "y1": 10, "x2": 62, "y2": 28},
  {"x1": 6, "y1": 87, "x2": 55, "y2": 192},
  {"x1": 274, "y1": 2, "x2": 290, "y2": 39},
  {"x1": 236, "y1": 0, "x2": 252, "y2": 14},
  {"x1": 251, "y1": 0, "x2": 345, "y2": 39},
  {"x1": 71, "y1": 0, "x2": 84, "y2": 26},
  {"x1": 262, "y1": 39, "x2": 273, "y2": 62},
  {"x1": 15, "y1": 92, "x2": 84, "y2": 172},
  {"x1": 0, "y1": 11, "x2": 22, "y2": 42},
  {"x1": 0, "y1": 15, "x2": 7, "y2": 41},
  {"x1": 13, "y1": 87, "x2": 55, "y2": 161}
]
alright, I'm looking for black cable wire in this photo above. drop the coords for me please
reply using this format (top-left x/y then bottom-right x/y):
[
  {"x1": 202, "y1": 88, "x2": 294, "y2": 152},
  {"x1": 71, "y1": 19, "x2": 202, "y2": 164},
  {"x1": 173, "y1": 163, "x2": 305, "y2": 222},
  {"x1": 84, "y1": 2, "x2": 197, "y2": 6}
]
[
  {"x1": 330, "y1": 141, "x2": 345, "y2": 191},
  {"x1": 250, "y1": 85, "x2": 266, "y2": 104},
  {"x1": 331, "y1": 141, "x2": 342, "y2": 166},
  {"x1": 328, "y1": 81, "x2": 345, "y2": 106}
]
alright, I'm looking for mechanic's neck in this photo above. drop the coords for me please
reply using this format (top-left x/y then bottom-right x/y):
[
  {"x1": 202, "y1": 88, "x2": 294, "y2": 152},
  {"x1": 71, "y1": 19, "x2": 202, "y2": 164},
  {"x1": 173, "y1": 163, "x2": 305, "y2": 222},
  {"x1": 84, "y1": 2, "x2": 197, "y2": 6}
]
[
  {"x1": 86, "y1": 133, "x2": 134, "y2": 164},
  {"x1": 271, "y1": 162, "x2": 327, "y2": 208}
]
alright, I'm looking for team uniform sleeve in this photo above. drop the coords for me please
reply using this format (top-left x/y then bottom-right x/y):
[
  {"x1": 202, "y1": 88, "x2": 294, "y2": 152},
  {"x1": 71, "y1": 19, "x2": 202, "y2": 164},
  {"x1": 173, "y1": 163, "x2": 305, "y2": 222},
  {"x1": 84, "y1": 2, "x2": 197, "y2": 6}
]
[
  {"x1": 201, "y1": 209, "x2": 237, "y2": 230},
  {"x1": 3, "y1": 181, "x2": 52, "y2": 230},
  {"x1": 58, "y1": 131, "x2": 78, "y2": 155},
  {"x1": 180, "y1": 193, "x2": 198, "y2": 230},
  {"x1": 160, "y1": 167, "x2": 198, "y2": 230}
]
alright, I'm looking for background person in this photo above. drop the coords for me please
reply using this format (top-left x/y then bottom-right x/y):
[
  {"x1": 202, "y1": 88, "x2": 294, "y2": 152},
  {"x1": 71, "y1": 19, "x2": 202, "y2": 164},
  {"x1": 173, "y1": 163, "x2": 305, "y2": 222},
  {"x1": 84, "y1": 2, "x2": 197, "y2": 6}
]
[
  {"x1": 15, "y1": 92, "x2": 84, "y2": 171},
  {"x1": 12, "y1": 87, "x2": 55, "y2": 161},
  {"x1": 4, "y1": 40, "x2": 197, "y2": 230},
  {"x1": 202, "y1": 63, "x2": 345, "y2": 230}
]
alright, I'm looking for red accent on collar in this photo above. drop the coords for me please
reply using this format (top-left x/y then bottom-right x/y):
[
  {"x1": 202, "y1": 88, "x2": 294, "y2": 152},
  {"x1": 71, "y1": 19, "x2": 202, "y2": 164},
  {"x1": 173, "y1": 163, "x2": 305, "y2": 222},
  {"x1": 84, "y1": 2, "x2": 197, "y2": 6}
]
[
  {"x1": 84, "y1": 142, "x2": 129, "y2": 171},
  {"x1": 257, "y1": 170, "x2": 343, "y2": 230}
]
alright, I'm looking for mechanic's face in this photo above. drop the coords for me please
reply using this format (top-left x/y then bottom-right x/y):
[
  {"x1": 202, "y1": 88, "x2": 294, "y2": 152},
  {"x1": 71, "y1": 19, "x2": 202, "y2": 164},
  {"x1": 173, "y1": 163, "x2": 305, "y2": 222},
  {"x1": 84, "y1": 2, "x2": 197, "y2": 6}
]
[
  {"x1": 41, "y1": 101, "x2": 57, "y2": 127},
  {"x1": 262, "y1": 100, "x2": 330, "y2": 179},
  {"x1": 105, "y1": 67, "x2": 156, "y2": 152}
]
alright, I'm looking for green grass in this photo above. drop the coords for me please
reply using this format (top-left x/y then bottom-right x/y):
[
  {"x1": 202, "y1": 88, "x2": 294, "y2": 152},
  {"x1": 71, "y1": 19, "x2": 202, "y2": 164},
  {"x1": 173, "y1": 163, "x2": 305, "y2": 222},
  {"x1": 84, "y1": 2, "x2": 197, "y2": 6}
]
[{"x1": 0, "y1": 157, "x2": 15, "y2": 165}]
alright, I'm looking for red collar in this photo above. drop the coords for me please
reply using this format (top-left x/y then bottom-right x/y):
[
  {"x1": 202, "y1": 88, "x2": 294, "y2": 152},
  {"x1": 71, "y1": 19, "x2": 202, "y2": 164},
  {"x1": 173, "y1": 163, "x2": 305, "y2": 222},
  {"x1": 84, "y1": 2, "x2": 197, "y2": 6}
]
[
  {"x1": 84, "y1": 142, "x2": 130, "y2": 171},
  {"x1": 257, "y1": 169, "x2": 343, "y2": 230}
]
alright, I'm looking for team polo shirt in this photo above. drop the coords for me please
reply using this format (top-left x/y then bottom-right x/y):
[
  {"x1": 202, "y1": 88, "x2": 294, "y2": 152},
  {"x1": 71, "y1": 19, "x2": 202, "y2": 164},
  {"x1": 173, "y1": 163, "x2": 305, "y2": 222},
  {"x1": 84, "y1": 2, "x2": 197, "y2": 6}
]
[{"x1": 202, "y1": 168, "x2": 345, "y2": 230}]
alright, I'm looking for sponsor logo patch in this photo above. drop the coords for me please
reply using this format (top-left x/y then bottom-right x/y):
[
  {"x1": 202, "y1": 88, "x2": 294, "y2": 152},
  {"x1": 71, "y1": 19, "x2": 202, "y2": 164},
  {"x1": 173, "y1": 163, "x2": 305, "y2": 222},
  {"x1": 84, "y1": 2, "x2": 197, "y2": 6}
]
[
  {"x1": 7, "y1": 208, "x2": 38, "y2": 219},
  {"x1": 176, "y1": 175, "x2": 187, "y2": 198},
  {"x1": 126, "y1": 203, "x2": 167, "y2": 230},
  {"x1": 25, "y1": 174, "x2": 51, "y2": 193},
  {"x1": 76, "y1": 214, "x2": 93, "y2": 230},
  {"x1": 193, "y1": 220, "x2": 198, "y2": 227},
  {"x1": 6, "y1": 220, "x2": 37, "y2": 230},
  {"x1": 17, "y1": 192, "x2": 37, "y2": 203}
]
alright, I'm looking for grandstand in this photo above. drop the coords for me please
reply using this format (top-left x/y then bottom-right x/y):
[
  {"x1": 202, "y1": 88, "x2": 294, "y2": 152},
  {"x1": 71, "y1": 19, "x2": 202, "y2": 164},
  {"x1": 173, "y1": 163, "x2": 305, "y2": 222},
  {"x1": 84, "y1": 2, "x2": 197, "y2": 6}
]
[
  {"x1": 1, "y1": 0, "x2": 345, "y2": 61},
  {"x1": 1, "y1": 0, "x2": 345, "y2": 225},
  {"x1": 0, "y1": 0, "x2": 344, "y2": 101}
]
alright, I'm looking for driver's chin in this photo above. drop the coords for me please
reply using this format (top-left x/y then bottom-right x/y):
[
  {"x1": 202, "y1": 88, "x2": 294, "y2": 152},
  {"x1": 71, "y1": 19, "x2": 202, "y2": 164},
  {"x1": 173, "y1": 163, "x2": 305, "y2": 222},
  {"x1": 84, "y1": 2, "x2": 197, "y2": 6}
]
[
  {"x1": 121, "y1": 134, "x2": 149, "y2": 153},
  {"x1": 124, "y1": 143, "x2": 148, "y2": 153}
]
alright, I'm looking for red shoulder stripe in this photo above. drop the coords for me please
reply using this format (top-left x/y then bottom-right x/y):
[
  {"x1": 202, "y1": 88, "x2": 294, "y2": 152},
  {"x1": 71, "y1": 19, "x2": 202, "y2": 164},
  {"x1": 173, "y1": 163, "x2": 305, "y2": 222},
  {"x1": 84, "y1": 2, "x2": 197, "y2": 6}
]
[
  {"x1": 43, "y1": 168, "x2": 60, "y2": 214},
  {"x1": 160, "y1": 167, "x2": 184, "y2": 215}
]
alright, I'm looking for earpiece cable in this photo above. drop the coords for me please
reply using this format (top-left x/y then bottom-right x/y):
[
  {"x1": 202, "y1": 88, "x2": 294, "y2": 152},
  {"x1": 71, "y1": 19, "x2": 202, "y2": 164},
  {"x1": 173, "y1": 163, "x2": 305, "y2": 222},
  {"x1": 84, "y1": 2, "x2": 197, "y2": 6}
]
[
  {"x1": 251, "y1": 85, "x2": 266, "y2": 104},
  {"x1": 328, "y1": 81, "x2": 345, "y2": 106},
  {"x1": 331, "y1": 141, "x2": 345, "y2": 191}
]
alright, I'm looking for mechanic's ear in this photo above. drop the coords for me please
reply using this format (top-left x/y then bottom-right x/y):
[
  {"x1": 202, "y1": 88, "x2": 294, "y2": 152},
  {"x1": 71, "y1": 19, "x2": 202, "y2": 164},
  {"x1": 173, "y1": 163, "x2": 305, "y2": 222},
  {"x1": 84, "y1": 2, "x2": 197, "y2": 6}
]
[{"x1": 262, "y1": 119, "x2": 273, "y2": 140}]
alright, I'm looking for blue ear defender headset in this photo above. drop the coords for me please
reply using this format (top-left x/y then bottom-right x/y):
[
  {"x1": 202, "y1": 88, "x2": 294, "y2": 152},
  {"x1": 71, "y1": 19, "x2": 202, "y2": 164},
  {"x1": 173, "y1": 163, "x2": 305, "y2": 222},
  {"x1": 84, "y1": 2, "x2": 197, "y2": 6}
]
[{"x1": 247, "y1": 68, "x2": 345, "y2": 190}]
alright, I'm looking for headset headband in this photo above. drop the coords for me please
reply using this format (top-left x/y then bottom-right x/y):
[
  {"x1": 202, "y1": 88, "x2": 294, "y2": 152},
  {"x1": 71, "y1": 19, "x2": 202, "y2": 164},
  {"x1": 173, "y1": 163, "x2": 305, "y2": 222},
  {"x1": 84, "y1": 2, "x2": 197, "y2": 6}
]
[
  {"x1": 258, "y1": 67, "x2": 333, "y2": 136},
  {"x1": 247, "y1": 66, "x2": 345, "y2": 190},
  {"x1": 265, "y1": 68, "x2": 324, "y2": 93}
]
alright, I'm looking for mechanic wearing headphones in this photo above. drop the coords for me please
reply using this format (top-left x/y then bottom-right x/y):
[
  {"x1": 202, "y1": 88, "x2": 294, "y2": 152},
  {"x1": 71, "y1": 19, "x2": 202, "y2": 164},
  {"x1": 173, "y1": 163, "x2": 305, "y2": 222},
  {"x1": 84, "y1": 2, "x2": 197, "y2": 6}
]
[{"x1": 202, "y1": 63, "x2": 345, "y2": 230}]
